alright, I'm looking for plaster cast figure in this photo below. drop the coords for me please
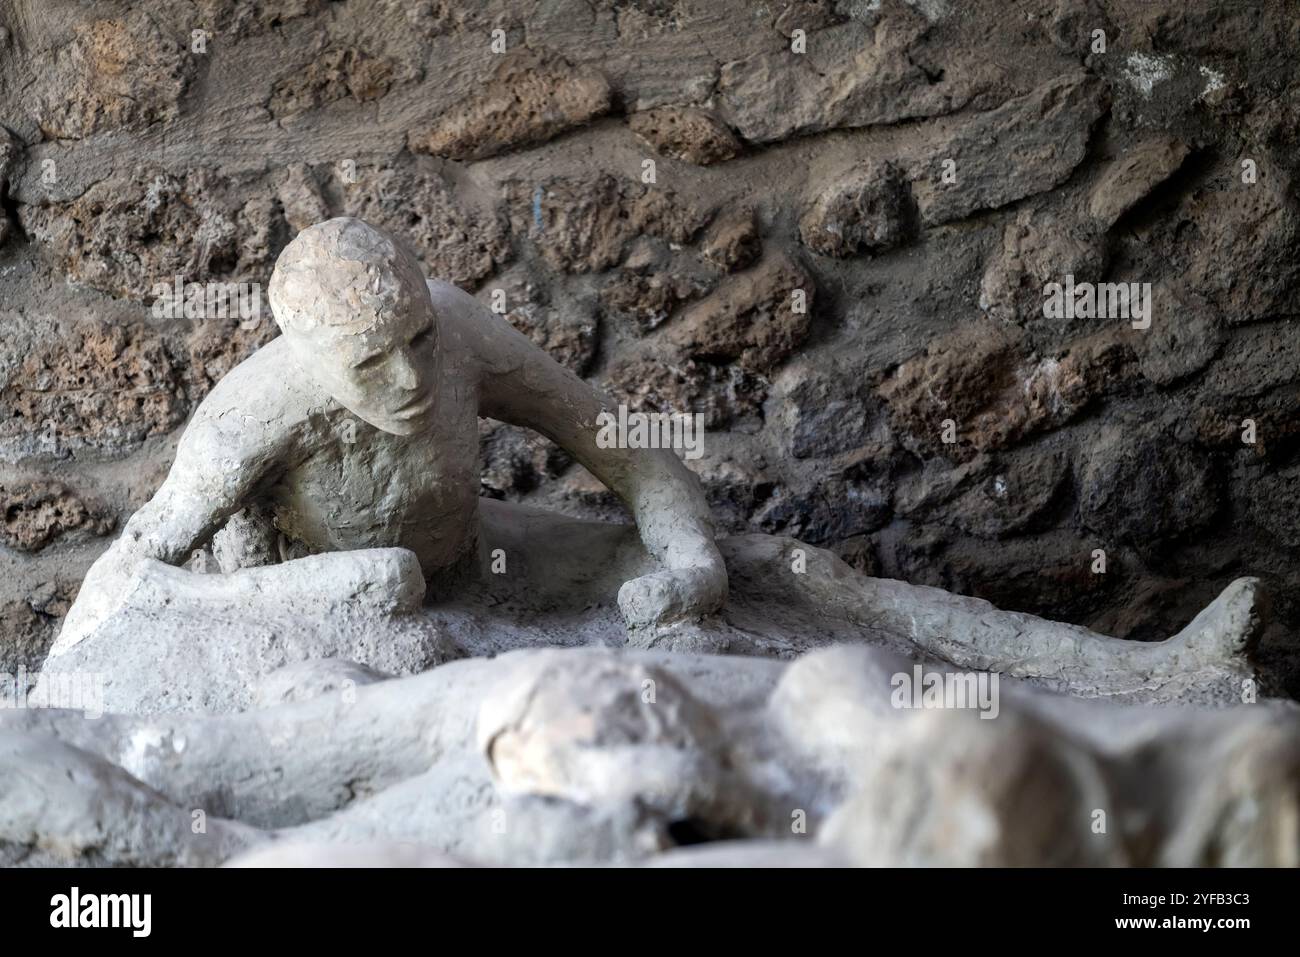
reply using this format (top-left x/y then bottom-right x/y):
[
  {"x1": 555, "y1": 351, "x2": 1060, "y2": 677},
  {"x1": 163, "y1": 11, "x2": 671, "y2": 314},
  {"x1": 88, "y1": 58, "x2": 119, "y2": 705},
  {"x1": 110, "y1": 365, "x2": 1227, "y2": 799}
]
[
  {"x1": 52, "y1": 217, "x2": 1263, "y2": 697},
  {"x1": 5, "y1": 645, "x2": 1295, "y2": 867},
  {"x1": 56, "y1": 217, "x2": 728, "y2": 651}
]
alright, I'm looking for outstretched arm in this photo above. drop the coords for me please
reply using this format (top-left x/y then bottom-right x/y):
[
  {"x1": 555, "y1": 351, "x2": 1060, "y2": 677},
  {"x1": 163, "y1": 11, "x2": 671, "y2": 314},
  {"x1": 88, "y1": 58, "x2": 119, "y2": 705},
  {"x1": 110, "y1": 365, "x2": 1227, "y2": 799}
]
[
  {"x1": 448, "y1": 284, "x2": 727, "y2": 630},
  {"x1": 53, "y1": 362, "x2": 286, "y2": 655}
]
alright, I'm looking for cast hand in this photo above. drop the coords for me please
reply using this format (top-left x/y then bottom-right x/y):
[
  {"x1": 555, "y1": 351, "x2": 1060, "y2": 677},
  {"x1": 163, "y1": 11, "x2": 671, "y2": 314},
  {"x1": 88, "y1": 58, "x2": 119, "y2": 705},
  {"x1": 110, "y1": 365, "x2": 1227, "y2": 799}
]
[{"x1": 617, "y1": 559, "x2": 728, "y2": 631}]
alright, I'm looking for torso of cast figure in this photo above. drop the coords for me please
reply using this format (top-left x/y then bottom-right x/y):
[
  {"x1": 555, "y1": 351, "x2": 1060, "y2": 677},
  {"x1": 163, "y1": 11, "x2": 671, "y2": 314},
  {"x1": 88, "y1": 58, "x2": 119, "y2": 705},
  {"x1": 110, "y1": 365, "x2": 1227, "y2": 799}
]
[{"x1": 262, "y1": 356, "x2": 482, "y2": 575}]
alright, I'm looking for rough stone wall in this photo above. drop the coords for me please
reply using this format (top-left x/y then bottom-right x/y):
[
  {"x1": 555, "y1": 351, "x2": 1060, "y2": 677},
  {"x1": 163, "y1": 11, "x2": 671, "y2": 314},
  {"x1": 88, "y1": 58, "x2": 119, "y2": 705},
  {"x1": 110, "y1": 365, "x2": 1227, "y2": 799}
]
[{"x1": 1, "y1": 0, "x2": 1298, "y2": 690}]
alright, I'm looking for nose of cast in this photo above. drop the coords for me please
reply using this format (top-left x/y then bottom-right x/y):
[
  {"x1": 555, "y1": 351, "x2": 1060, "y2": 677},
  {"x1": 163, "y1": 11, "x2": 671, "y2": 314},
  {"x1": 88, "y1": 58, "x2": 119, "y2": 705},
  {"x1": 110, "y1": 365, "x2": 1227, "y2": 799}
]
[{"x1": 392, "y1": 350, "x2": 420, "y2": 391}]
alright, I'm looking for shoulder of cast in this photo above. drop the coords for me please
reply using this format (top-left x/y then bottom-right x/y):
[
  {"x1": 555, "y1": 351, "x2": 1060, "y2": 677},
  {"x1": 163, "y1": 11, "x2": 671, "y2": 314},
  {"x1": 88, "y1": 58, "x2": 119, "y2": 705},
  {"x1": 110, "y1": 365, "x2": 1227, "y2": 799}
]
[{"x1": 186, "y1": 338, "x2": 327, "y2": 445}]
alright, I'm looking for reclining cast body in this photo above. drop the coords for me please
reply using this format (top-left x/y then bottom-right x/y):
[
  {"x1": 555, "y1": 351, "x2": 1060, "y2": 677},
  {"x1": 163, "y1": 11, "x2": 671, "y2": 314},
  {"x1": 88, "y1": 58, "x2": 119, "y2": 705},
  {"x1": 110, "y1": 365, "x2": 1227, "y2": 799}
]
[{"x1": 53, "y1": 217, "x2": 1262, "y2": 691}]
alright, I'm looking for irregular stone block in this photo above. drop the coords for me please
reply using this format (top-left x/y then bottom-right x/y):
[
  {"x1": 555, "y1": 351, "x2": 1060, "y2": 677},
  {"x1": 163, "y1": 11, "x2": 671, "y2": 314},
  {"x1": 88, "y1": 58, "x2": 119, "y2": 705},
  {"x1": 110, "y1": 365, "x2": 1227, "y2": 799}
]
[
  {"x1": 182, "y1": 317, "x2": 280, "y2": 402},
  {"x1": 337, "y1": 164, "x2": 510, "y2": 289},
  {"x1": 603, "y1": 355, "x2": 767, "y2": 430},
  {"x1": 943, "y1": 449, "x2": 1070, "y2": 539},
  {"x1": 700, "y1": 206, "x2": 760, "y2": 272},
  {"x1": 777, "y1": 364, "x2": 874, "y2": 459},
  {"x1": 1088, "y1": 134, "x2": 1189, "y2": 228},
  {"x1": 1134, "y1": 282, "x2": 1223, "y2": 387},
  {"x1": 716, "y1": 6, "x2": 974, "y2": 144},
  {"x1": 798, "y1": 160, "x2": 910, "y2": 258},
  {"x1": 628, "y1": 107, "x2": 741, "y2": 165},
  {"x1": 978, "y1": 208, "x2": 1104, "y2": 325},
  {"x1": 1076, "y1": 421, "x2": 1222, "y2": 556},
  {"x1": 0, "y1": 480, "x2": 114, "y2": 552},
  {"x1": 410, "y1": 48, "x2": 611, "y2": 161},
  {"x1": 33, "y1": 13, "x2": 193, "y2": 140},
  {"x1": 600, "y1": 270, "x2": 707, "y2": 334},
  {"x1": 498, "y1": 285, "x2": 598, "y2": 375},
  {"x1": 276, "y1": 164, "x2": 330, "y2": 234},
  {"x1": 752, "y1": 479, "x2": 891, "y2": 543},
  {"x1": 896, "y1": 448, "x2": 1069, "y2": 540},
  {"x1": 515, "y1": 173, "x2": 707, "y2": 273},
  {"x1": 269, "y1": 47, "x2": 396, "y2": 118},
  {"x1": 19, "y1": 169, "x2": 279, "y2": 301},
  {"x1": 913, "y1": 73, "x2": 1107, "y2": 226},
  {"x1": 666, "y1": 251, "x2": 814, "y2": 374},
  {"x1": 1174, "y1": 161, "x2": 1300, "y2": 322},
  {"x1": 878, "y1": 319, "x2": 1137, "y2": 460},
  {"x1": 0, "y1": 321, "x2": 187, "y2": 461},
  {"x1": 194, "y1": 0, "x2": 322, "y2": 39}
]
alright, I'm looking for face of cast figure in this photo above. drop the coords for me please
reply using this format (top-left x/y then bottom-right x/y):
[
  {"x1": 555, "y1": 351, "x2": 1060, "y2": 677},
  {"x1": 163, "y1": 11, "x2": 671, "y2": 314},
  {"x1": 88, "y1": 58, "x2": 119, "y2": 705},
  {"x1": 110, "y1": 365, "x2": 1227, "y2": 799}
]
[
  {"x1": 293, "y1": 287, "x2": 440, "y2": 437},
  {"x1": 269, "y1": 218, "x2": 441, "y2": 437}
]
